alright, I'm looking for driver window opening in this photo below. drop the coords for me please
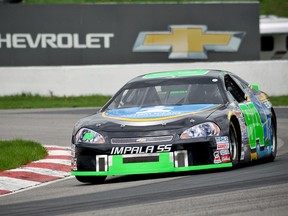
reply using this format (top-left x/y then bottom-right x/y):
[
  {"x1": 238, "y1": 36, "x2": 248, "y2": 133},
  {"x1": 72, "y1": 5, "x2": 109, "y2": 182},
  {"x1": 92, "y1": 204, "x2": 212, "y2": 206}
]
[{"x1": 225, "y1": 76, "x2": 246, "y2": 103}]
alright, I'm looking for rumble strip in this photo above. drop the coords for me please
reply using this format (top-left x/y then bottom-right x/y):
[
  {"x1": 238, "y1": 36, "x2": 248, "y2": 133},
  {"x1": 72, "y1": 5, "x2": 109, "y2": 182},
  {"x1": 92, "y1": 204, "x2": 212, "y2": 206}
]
[{"x1": 0, "y1": 145, "x2": 71, "y2": 196}]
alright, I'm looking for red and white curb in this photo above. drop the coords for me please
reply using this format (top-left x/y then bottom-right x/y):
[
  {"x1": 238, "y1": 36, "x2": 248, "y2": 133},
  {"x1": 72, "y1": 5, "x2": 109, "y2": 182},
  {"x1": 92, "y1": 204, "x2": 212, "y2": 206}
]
[{"x1": 0, "y1": 145, "x2": 71, "y2": 196}]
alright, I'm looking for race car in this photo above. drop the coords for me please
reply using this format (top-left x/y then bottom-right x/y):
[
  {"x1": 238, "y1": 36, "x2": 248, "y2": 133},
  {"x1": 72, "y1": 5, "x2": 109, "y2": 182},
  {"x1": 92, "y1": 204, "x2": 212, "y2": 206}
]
[{"x1": 71, "y1": 69, "x2": 277, "y2": 183}]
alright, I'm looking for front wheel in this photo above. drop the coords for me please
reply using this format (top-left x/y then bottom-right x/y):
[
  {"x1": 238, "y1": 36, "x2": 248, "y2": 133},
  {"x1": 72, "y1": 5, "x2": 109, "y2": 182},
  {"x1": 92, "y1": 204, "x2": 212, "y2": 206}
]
[
  {"x1": 229, "y1": 122, "x2": 239, "y2": 166},
  {"x1": 75, "y1": 176, "x2": 106, "y2": 184}
]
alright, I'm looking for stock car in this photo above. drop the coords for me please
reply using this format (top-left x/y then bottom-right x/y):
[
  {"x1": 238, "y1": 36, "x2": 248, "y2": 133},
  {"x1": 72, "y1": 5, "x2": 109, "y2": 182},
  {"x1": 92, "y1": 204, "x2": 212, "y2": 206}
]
[{"x1": 71, "y1": 69, "x2": 277, "y2": 183}]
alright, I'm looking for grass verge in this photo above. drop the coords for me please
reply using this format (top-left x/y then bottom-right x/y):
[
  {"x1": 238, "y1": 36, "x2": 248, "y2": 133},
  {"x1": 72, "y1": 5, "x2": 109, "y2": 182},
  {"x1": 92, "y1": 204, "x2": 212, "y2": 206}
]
[
  {"x1": 0, "y1": 93, "x2": 111, "y2": 109},
  {"x1": 0, "y1": 139, "x2": 48, "y2": 171},
  {"x1": 24, "y1": 0, "x2": 288, "y2": 19},
  {"x1": 0, "y1": 94, "x2": 287, "y2": 109},
  {"x1": 269, "y1": 95, "x2": 288, "y2": 106}
]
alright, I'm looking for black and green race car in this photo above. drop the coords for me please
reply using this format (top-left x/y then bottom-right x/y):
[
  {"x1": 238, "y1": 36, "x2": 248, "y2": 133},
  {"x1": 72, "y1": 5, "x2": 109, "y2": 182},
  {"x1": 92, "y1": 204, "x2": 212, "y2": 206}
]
[{"x1": 71, "y1": 69, "x2": 277, "y2": 183}]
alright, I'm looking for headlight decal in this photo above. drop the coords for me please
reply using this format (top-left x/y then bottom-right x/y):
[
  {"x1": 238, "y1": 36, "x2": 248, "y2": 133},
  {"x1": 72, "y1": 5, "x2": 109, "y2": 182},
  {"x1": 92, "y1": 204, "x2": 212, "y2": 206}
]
[
  {"x1": 82, "y1": 132, "x2": 95, "y2": 142},
  {"x1": 76, "y1": 128, "x2": 105, "y2": 144},
  {"x1": 180, "y1": 122, "x2": 220, "y2": 139}
]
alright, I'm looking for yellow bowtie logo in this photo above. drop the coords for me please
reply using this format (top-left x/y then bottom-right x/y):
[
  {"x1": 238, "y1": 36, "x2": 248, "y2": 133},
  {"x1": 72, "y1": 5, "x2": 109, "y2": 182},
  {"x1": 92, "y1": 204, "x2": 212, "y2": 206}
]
[{"x1": 133, "y1": 25, "x2": 245, "y2": 59}]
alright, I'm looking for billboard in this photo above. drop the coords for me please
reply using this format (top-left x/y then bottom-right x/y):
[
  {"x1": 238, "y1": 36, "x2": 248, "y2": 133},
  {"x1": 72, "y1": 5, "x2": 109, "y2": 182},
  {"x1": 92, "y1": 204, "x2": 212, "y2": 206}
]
[{"x1": 0, "y1": 3, "x2": 259, "y2": 66}]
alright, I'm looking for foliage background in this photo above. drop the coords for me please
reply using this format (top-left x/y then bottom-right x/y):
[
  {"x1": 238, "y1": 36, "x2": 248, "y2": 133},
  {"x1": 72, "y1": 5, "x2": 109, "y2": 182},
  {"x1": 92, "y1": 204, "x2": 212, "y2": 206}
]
[{"x1": 23, "y1": 0, "x2": 288, "y2": 17}]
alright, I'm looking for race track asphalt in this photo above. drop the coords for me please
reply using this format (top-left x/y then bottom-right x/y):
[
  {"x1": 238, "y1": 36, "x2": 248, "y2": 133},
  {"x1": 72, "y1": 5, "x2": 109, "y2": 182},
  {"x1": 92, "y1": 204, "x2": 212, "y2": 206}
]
[{"x1": 0, "y1": 107, "x2": 287, "y2": 216}]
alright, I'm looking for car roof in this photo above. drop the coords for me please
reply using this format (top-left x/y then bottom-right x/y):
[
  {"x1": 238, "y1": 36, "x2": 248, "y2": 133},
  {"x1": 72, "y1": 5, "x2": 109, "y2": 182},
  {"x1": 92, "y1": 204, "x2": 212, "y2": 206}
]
[{"x1": 127, "y1": 69, "x2": 230, "y2": 84}]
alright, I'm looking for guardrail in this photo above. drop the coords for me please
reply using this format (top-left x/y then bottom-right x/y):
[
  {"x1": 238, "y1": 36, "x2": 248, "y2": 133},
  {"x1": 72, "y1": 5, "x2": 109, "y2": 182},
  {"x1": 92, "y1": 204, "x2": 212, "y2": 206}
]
[{"x1": 0, "y1": 60, "x2": 287, "y2": 96}]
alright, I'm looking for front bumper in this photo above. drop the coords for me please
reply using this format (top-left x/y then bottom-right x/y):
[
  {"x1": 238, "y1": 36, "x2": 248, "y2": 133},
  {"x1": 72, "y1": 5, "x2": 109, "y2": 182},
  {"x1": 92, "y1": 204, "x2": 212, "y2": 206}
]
[
  {"x1": 72, "y1": 152, "x2": 232, "y2": 176},
  {"x1": 71, "y1": 136, "x2": 232, "y2": 176}
]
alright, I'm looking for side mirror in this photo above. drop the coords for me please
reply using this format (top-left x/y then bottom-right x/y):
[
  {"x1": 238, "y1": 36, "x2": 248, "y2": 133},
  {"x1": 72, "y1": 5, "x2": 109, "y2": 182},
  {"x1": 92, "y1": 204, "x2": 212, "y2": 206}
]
[{"x1": 251, "y1": 84, "x2": 259, "y2": 90}]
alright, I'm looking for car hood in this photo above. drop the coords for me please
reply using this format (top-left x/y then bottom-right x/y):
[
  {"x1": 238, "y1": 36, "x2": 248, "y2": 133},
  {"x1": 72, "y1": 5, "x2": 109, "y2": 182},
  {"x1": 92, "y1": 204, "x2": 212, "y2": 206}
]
[{"x1": 74, "y1": 104, "x2": 223, "y2": 133}]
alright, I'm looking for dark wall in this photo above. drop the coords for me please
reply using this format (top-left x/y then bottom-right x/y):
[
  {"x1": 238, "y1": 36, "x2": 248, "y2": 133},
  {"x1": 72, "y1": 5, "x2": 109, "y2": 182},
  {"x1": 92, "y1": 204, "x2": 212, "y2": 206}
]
[{"x1": 0, "y1": 3, "x2": 260, "y2": 66}]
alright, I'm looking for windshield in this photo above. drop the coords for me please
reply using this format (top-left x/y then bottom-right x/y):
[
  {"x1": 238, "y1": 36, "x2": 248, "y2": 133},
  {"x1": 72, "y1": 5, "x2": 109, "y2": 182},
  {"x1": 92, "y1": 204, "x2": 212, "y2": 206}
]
[{"x1": 105, "y1": 80, "x2": 224, "y2": 110}]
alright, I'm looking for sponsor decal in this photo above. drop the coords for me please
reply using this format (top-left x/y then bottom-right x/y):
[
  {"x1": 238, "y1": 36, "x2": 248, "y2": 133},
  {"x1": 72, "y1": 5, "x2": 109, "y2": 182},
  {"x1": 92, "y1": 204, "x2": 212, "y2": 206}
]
[
  {"x1": 217, "y1": 143, "x2": 229, "y2": 150},
  {"x1": 0, "y1": 33, "x2": 114, "y2": 49},
  {"x1": 71, "y1": 144, "x2": 76, "y2": 151},
  {"x1": 71, "y1": 144, "x2": 77, "y2": 170},
  {"x1": 71, "y1": 144, "x2": 76, "y2": 158},
  {"x1": 214, "y1": 149, "x2": 231, "y2": 163},
  {"x1": 251, "y1": 151, "x2": 258, "y2": 161},
  {"x1": 234, "y1": 110, "x2": 243, "y2": 117},
  {"x1": 242, "y1": 131, "x2": 248, "y2": 141},
  {"x1": 213, "y1": 151, "x2": 221, "y2": 164},
  {"x1": 220, "y1": 149, "x2": 230, "y2": 156},
  {"x1": 215, "y1": 136, "x2": 229, "y2": 143},
  {"x1": 103, "y1": 104, "x2": 220, "y2": 121},
  {"x1": 215, "y1": 136, "x2": 230, "y2": 150},
  {"x1": 263, "y1": 101, "x2": 272, "y2": 109},
  {"x1": 240, "y1": 151, "x2": 245, "y2": 160},
  {"x1": 221, "y1": 155, "x2": 231, "y2": 163},
  {"x1": 111, "y1": 144, "x2": 172, "y2": 155},
  {"x1": 143, "y1": 70, "x2": 209, "y2": 79},
  {"x1": 71, "y1": 158, "x2": 77, "y2": 171},
  {"x1": 133, "y1": 25, "x2": 245, "y2": 59},
  {"x1": 240, "y1": 122, "x2": 247, "y2": 131}
]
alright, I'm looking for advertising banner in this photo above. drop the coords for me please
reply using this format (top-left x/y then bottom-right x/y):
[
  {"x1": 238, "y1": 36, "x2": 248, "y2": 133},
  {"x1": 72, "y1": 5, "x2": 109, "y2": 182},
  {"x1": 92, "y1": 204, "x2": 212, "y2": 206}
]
[{"x1": 0, "y1": 3, "x2": 259, "y2": 66}]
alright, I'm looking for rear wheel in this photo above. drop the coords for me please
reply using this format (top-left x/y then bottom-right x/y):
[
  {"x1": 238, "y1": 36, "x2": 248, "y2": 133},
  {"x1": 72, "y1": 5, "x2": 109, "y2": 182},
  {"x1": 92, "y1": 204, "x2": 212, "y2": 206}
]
[
  {"x1": 229, "y1": 122, "x2": 239, "y2": 166},
  {"x1": 267, "y1": 117, "x2": 277, "y2": 161},
  {"x1": 75, "y1": 176, "x2": 106, "y2": 184}
]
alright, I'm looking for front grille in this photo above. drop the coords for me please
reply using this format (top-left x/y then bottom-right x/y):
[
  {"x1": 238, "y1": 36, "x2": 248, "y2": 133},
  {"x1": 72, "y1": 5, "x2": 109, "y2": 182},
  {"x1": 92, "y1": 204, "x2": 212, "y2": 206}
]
[
  {"x1": 123, "y1": 154, "x2": 159, "y2": 163},
  {"x1": 111, "y1": 135, "x2": 173, "y2": 144}
]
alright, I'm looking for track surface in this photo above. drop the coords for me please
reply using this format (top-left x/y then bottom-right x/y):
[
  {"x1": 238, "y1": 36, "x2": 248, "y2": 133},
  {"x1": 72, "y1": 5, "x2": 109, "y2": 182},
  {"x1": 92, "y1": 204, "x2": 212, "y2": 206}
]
[{"x1": 0, "y1": 108, "x2": 287, "y2": 216}]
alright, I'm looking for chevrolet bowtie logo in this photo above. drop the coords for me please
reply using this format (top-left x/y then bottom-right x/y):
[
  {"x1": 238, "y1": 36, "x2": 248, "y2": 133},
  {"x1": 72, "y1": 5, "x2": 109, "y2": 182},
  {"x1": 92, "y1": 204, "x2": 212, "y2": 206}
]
[
  {"x1": 133, "y1": 25, "x2": 245, "y2": 59},
  {"x1": 136, "y1": 138, "x2": 147, "y2": 143}
]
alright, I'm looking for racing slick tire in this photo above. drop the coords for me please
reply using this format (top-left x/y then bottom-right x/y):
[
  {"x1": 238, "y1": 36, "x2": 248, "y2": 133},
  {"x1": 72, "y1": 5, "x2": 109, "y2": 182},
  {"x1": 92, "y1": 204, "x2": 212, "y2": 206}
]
[
  {"x1": 267, "y1": 116, "x2": 277, "y2": 162},
  {"x1": 229, "y1": 122, "x2": 239, "y2": 166},
  {"x1": 75, "y1": 176, "x2": 106, "y2": 184}
]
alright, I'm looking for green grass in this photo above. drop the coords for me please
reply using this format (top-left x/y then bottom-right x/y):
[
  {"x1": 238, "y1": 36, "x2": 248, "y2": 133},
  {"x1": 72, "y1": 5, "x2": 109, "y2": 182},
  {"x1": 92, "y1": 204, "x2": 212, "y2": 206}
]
[
  {"x1": 0, "y1": 94, "x2": 287, "y2": 109},
  {"x1": 25, "y1": 0, "x2": 256, "y2": 2},
  {"x1": 25, "y1": 0, "x2": 257, "y2": 2},
  {"x1": 23, "y1": 0, "x2": 288, "y2": 18},
  {"x1": 269, "y1": 95, "x2": 288, "y2": 106},
  {"x1": 0, "y1": 140, "x2": 48, "y2": 171},
  {"x1": 0, "y1": 93, "x2": 111, "y2": 109},
  {"x1": 260, "y1": 0, "x2": 288, "y2": 17}
]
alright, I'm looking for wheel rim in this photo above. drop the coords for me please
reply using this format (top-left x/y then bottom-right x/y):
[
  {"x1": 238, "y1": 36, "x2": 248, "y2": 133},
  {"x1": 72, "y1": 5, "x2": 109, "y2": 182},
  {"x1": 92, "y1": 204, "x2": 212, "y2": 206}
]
[
  {"x1": 230, "y1": 131, "x2": 237, "y2": 161},
  {"x1": 271, "y1": 126, "x2": 276, "y2": 153}
]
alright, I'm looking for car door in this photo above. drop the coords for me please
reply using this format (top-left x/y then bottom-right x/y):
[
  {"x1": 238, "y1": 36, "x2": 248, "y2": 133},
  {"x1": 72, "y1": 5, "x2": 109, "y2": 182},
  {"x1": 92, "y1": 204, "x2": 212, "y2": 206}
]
[
  {"x1": 229, "y1": 75, "x2": 272, "y2": 159},
  {"x1": 224, "y1": 75, "x2": 265, "y2": 160}
]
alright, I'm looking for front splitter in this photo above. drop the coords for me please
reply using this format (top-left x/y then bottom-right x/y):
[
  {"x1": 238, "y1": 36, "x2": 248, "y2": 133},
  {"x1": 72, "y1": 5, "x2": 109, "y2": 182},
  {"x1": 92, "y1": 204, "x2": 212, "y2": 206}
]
[{"x1": 72, "y1": 153, "x2": 232, "y2": 176}]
